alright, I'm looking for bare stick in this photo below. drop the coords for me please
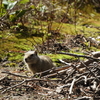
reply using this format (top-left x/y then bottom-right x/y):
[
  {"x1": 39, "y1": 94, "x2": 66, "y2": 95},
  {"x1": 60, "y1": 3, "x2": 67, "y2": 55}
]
[
  {"x1": 59, "y1": 59, "x2": 71, "y2": 66},
  {"x1": 0, "y1": 76, "x2": 8, "y2": 81},
  {"x1": 1, "y1": 80, "x2": 26, "y2": 93},
  {"x1": 69, "y1": 78, "x2": 76, "y2": 94},
  {"x1": 1, "y1": 78, "x2": 50, "y2": 93},
  {"x1": 62, "y1": 69, "x2": 76, "y2": 83},
  {"x1": 39, "y1": 65, "x2": 72, "y2": 77},
  {"x1": 1, "y1": 71, "x2": 30, "y2": 78},
  {"x1": 80, "y1": 61, "x2": 100, "y2": 82},
  {"x1": 77, "y1": 52, "x2": 100, "y2": 68},
  {"x1": 57, "y1": 52, "x2": 100, "y2": 61},
  {"x1": 76, "y1": 76, "x2": 87, "y2": 85}
]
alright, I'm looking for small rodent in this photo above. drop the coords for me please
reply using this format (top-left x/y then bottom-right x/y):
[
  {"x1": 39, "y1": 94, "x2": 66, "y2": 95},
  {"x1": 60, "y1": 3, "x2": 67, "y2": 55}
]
[{"x1": 24, "y1": 51, "x2": 55, "y2": 74}]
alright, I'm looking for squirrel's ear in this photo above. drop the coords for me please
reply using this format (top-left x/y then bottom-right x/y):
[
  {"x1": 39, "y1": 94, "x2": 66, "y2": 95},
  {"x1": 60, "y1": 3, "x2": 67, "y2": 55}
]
[{"x1": 34, "y1": 50, "x2": 37, "y2": 55}]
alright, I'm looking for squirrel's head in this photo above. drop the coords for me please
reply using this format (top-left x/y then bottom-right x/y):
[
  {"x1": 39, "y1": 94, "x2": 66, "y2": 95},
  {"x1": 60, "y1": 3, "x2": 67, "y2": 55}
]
[{"x1": 24, "y1": 51, "x2": 38, "y2": 64}]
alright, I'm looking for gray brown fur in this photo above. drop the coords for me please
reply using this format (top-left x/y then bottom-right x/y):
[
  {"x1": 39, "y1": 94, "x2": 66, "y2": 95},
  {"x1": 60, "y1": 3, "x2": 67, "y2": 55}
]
[{"x1": 24, "y1": 51, "x2": 55, "y2": 74}]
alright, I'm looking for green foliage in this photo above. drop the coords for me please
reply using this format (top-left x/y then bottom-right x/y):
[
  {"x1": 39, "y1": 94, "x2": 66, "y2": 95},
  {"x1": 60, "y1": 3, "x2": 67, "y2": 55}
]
[
  {"x1": 10, "y1": 8, "x2": 31, "y2": 22},
  {"x1": 0, "y1": 35, "x2": 2, "y2": 38},
  {"x1": 8, "y1": 53, "x2": 23, "y2": 62},
  {"x1": 19, "y1": 0, "x2": 29, "y2": 4},
  {"x1": 0, "y1": 0, "x2": 100, "y2": 64},
  {"x1": 6, "y1": 62, "x2": 16, "y2": 67},
  {"x1": 47, "y1": 53, "x2": 78, "y2": 62},
  {"x1": 3, "y1": 0, "x2": 17, "y2": 10}
]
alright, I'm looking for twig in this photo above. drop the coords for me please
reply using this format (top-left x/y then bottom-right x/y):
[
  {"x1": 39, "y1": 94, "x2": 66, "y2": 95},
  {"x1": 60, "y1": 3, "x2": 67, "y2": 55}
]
[
  {"x1": 80, "y1": 61, "x2": 100, "y2": 82},
  {"x1": 76, "y1": 76, "x2": 87, "y2": 85},
  {"x1": 1, "y1": 79, "x2": 26, "y2": 93},
  {"x1": 59, "y1": 59, "x2": 72, "y2": 65},
  {"x1": 80, "y1": 88, "x2": 88, "y2": 95},
  {"x1": 1, "y1": 78, "x2": 51, "y2": 93},
  {"x1": 62, "y1": 69, "x2": 76, "y2": 83},
  {"x1": 75, "y1": 76, "x2": 100, "y2": 85},
  {"x1": 40, "y1": 65, "x2": 72, "y2": 77},
  {"x1": 57, "y1": 52, "x2": 100, "y2": 61},
  {"x1": 43, "y1": 68, "x2": 69, "y2": 78},
  {"x1": 0, "y1": 76, "x2": 8, "y2": 82},
  {"x1": 74, "y1": 96, "x2": 92, "y2": 100},
  {"x1": 69, "y1": 78, "x2": 76, "y2": 94},
  {"x1": 77, "y1": 51, "x2": 100, "y2": 68},
  {"x1": 56, "y1": 84, "x2": 71, "y2": 93},
  {"x1": 1, "y1": 71, "x2": 30, "y2": 78}
]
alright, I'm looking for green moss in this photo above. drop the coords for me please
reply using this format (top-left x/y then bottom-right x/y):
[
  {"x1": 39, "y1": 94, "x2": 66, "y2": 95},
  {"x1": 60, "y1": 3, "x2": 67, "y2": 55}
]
[
  {"x1": 8, "y1": 52, "x2": 23, "y2": 61},
  {"x1": 50, "y1": 20, "x2": 100, "y2": 38},
  {"x1": 6, "y1": 62, "x2": 16, "y2": 67},
  {"x1": 46, "y1": 53, "x2": 78, "y2": 62},
  {"x1": 1, "y1": 10, "x2": 100, "y2": 63},
  {"x1": 80, "y1": 20, "x2": 100, "y2": 27}
]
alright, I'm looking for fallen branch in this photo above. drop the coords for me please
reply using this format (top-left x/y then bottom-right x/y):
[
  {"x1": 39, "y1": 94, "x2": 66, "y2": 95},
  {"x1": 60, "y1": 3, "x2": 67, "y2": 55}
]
[
  {"x1": 1, "y1": 79, "x2": 26, "y2": 93},
  {"x1": 43, "y1": 68, "x2": 70, "y2": 78},
  {"x1": 80, "y1": 61, "x2": 100, "y2": 82},
  {"x1": 77, "y1": 51, "x2": 100, "y2": 68},
  {"x1": 1, "y1": 78, "x2": 51, "y2": 93},
  {"x1": 62, "y1": 69, "x2": 76, "y2": 83},
  {"x1": 69, "y1": 78, "x2": 76, "y2": 94},
  {"x1": 39, "y1": 65, "x2": 72, "y2": 77},
  {"x1": 1, "y1": 71, "x2": 30, "y2": 78},
  {"x1": 57, "y1": 52, "x2": 100, "y2": 61}
]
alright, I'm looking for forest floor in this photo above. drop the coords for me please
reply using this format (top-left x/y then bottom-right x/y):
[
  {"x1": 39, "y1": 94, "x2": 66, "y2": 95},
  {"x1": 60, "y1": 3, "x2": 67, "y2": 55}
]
[
  {"x1": 0, "y1": 4, "x2": 100, "y2": 99},
  {"x1": 0, "y1": 30, "x2": 100, "y2": 100}
]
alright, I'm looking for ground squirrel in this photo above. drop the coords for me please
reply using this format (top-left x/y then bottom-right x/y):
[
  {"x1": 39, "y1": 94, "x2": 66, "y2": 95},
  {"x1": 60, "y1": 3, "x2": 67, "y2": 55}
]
[{"x1": 24, "y1": 51, "x2": 55, "y2": 74}]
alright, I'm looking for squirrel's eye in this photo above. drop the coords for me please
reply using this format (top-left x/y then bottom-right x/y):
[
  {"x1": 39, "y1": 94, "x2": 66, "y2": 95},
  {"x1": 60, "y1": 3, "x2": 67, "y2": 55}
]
[{"x1": 30, "y1": 54, "x2": 34, "y2": 57}]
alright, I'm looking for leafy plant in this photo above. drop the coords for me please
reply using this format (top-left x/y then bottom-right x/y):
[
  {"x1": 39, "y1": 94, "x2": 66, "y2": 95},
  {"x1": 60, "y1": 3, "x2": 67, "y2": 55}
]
[
  {"x1": 9, "y1": 8, "x2": 31, "y2": 23},
  {"x1": 3, "y1": 0, "x2": 17, "y2": 10},
  {"x1": 19, "y1": 0, "x2": 29, "y2": 4}
]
